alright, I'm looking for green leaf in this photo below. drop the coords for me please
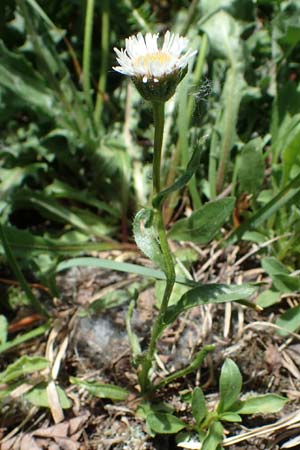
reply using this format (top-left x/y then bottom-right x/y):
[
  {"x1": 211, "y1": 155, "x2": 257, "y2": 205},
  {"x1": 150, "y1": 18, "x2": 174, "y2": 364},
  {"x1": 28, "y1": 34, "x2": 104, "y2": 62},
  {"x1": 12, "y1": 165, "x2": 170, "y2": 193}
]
[
  {"x1": 56, "y1": 257, "x2": 194, "y2": 287},
  {"x1": 168, "y1": 198, "x2": 235, "y2": 244},
  {"x1": 261, "y1": 257, "x2": 290, "y2": 276},
  {"x1": 233, "y1": 394, "x2": 288, "y2": 414},
  {"x1": 44, "y1": 180, "x2": 119, "y2": 217},
  {"x1": 0, "y1": 356, "x2": 49, "y2": 384},
  {"x1": 201, "y1": 421, "x2": 224, "y2": 450},
  {"x1": 0, "y1": 224, "x2": 48, "y2": 317},
  {"x1": 256, "y1": 289, "x2": 281, "y2": 308},
  {"x1": 70, "y1": 377, "x2": 129, "y2": 401},
  {"x1": 192, "y1": 387, "x2": 207, "y2": 426},
  {"x1": 0, "y1": 322, "x2": 51, "y2": 354},
  {"x1": 0, "y1": 41, "x2": 54, "y2": 114},
  {"x1": 276, "y1": 305, "x2": 300, "y2": 336},
  {"x1": 227, "y1": 173, "x2": 300, "y2": 244},
  {"x1": 0, "y1": 226, "x2": 120, "y2": 259},
  {"x1": 274, "y1": 7, "x2": 300, "y2": 48},
  {"x1": 200, "y1": 10, "x2": 243, "y2": 63},
  {"x1": 271, "y1": 274, "x2": 300, "y2": 293},
  {"x1": 137, "y1": 400, "x2": 174, "y2": 420},
  {"x1": 219, "y1": 412, "x2": 241, "y2": 422},
  {"x1": 0, "y1": 316, "x2": 8, "y2": 345},
  {"x1": 12, "y1": 191, "x2": 113, "y2": 238},
  {"x1": 238, "y1": 138, "x2": 264, "y2": 196},
  {"x1": 261, "y1": 257, "x2": 299, "y2": 293},
  {"x1": 24, "y1": 383, "x2": 72, "y2": 409},
  {"x1": 133, "y1": 209, "x2": 165, "y2": 270},
  {"x1": 146, "y1": 412, "x2": 186, "y2": 434},
  {"x1": 164, "y1": 284, "x2": 255, "y2": 326},
  {"x1": 152, "y1": 148, "x2": 201, "y2": 209},
  {"x1": 218, "y1": 359, "x2": 242, "y2": 413},
  {"x1": 0, "y1": 164, "x2": 47, "y2": 195}
]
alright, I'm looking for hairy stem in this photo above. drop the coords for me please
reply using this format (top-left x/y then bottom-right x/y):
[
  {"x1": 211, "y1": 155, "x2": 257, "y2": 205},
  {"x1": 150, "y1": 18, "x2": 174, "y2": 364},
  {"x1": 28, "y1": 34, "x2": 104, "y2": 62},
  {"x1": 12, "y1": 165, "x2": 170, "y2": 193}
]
[
  {"x1": 139, "y1": 101, "x2": 176, "y2": 393},
  {"x1": 152, "y1": 102, "x2": 165, "y2": 195}
]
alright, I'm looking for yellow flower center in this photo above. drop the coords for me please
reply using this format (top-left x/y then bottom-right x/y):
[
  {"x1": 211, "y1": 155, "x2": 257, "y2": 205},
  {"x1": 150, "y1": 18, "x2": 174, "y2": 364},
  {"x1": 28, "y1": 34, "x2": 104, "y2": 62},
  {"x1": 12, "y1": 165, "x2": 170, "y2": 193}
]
[{"x1": 133, "y1": 52, "x2": 172, "y2": 70}]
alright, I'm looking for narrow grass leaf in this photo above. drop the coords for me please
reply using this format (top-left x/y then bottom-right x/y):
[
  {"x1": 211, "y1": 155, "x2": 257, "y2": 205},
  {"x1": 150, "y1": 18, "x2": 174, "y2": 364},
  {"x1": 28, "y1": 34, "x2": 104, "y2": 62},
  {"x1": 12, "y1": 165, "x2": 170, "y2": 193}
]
[
  {"x1": 0, "y1": 322, "x2": 51, "y2": 354},
  {"x1": 70, "y1": 377, "x2": 129, "y2": 401},
  {"x1": 0, "y1": 226, "x2": 120, "y2": 258},
  {"x1": 56, "y1": 257, "x2": 195, "y2": 287},
  {"x1": 12, "y1": 191, "x2": 113, "y2": 237},
  {"x1": 227, "y1": 173, "x2": 300, "y2": 243},
  {"x1": 0, "y1": 41, "x2": 54, "y2": 114},
  {"x1": 0, "y1": 316, "x2": 8, "y2": 344}
]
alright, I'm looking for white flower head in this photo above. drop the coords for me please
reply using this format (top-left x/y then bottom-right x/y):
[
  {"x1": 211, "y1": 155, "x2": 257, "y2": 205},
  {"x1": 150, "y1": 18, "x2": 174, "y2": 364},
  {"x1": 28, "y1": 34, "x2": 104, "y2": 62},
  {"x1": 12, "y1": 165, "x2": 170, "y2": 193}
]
[{"x1": 113, "y1": 31, "x2": 197, "y2": 101}]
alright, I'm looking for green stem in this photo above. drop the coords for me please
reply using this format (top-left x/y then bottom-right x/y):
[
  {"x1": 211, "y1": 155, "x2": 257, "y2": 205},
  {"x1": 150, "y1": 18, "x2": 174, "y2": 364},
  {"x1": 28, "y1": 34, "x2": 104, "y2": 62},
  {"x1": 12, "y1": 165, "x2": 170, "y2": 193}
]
[
  {"x1": 94, "y1": 0, "x2": 109, "y2": 124},
  {"x1": 152, "y1": 102, "x2": 165, "y2": 195},
  {"x1": 139, "y1": 101, "x2": 176, "y2": 393},
  {"x1": 151, "y1": 345, "x2": 215, "y2": 392},
  {"x1": 83, "y1": 0, "x2": 94, "y2": 108},
  {"x1": 139, "y1": 209, "x2": 176, "y2": 392}
]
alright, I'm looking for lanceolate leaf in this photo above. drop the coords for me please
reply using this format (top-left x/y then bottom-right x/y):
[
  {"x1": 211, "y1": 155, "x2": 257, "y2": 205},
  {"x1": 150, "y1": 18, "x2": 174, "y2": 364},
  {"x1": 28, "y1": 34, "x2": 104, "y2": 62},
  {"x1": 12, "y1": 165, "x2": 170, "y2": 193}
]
[
  {"x1": 233, "y1": 394, "x2": 288, "y2": 415},
  {"x1": 164, "y1": 284, "x2": 255, "y2": 325},
  {"x1": 218, "y1": 359, "x2": 242, "y2": 413},
  {"x1": 192, "y1": 387, "x2": 207, "y2": 427},
  {"x1": 70, "y1": 377, "x2": 129, "y2": 401},
  {"x1": 168, "y1": 198, "x2": 235, "y2": 244},
  {"x1": 0, "y1": 356, "x2": 49, "y2": 384},
  {"x1": 152, "y1": 148, "x2": 201, "y2": 209},
  {"x1": 133, "y1": 208, "x2": 165, "y2": 270}
]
